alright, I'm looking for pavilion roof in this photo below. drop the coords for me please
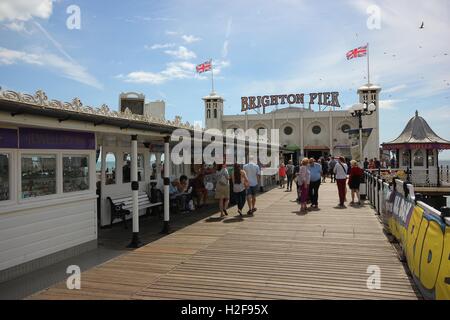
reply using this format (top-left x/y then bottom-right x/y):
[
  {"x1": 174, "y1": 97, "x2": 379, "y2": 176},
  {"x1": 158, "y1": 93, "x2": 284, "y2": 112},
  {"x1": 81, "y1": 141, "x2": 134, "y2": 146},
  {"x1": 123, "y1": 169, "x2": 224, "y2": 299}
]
[{"x1": 382, "y1": 110, "x2": 450, "y2": 150}]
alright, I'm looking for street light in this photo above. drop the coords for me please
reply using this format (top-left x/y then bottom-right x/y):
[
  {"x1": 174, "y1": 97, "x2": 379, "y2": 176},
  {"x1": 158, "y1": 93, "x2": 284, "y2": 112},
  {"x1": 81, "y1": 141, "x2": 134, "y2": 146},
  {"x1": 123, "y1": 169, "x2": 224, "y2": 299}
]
[{"x1": 350, "y1": 102, "x2": 376, "y2": 164}]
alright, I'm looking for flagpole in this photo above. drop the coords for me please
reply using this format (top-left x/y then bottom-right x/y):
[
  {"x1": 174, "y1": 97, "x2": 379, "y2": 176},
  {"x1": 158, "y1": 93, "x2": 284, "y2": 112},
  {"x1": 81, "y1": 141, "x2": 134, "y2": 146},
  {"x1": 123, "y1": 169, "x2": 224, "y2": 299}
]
[
  {"x1": 210, "y1": 59, "x2": 215, "y2": 94},
  {"x1": 367, "y1": 43, "x2": 370, "y2": 84}
]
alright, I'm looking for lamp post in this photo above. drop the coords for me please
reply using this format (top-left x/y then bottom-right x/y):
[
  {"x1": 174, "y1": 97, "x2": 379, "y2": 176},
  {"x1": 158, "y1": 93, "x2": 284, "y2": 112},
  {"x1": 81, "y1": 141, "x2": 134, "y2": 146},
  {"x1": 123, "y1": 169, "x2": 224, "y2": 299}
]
[{"x1": 349, "y1": 102, "x2": 376, "y2": 165}]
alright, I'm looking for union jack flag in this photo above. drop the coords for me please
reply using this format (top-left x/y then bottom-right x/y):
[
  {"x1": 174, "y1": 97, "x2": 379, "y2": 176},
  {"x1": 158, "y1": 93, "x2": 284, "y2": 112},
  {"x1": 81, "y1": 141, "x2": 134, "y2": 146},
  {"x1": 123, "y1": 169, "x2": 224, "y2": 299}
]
[
  {"x1": 196, "y1": 60, "x2": 212, "y2": 73},
  {"x1": 346, "y1": 45, "x2": 367, "y2": 60}
]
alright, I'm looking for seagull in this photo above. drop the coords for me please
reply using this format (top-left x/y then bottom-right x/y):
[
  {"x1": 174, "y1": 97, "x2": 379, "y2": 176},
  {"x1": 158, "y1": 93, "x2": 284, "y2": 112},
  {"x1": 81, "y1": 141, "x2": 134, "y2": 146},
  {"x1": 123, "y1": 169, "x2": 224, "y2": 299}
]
[{"x1": 420, "y1": 21, "x2": 424, "y2": 29}]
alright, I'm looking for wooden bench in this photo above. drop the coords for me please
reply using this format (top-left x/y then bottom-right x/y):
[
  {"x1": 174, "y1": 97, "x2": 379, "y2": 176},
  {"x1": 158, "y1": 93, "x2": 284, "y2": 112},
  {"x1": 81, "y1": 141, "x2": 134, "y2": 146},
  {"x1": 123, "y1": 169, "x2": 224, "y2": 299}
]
[{"x1": 107, "y1": 192, "x2": 163, "y2": 228}]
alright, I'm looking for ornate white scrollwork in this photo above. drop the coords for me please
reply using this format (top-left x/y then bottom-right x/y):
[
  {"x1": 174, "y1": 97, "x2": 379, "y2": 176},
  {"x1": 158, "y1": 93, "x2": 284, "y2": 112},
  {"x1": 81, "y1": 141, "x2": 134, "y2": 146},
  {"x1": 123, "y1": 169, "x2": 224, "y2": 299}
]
[{"x1": 0, "y1": 88, "x2": 198, "y2": 130}]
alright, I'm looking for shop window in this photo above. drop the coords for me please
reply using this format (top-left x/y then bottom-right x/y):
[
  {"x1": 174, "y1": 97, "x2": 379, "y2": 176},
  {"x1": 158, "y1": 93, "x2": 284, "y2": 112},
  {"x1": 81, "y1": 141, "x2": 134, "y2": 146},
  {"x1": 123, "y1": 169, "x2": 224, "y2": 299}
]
[
  {"x1": 21, "y1": 155, "x2": 56, "y2": 198},
  {"x1": 413, "y1": 150, "x2": 424, "y2": 167},
  {"x1": 402, "y1": 150, "x2": 410, "y2": 167},
  {"x1": 123, "y1": 153, "x2": 144, "y2": 183},
  {"x1": 105, "y1": 152, "x2": 116, "y2": 185},
  {"x1": 312, "y1": 125, "x2": 321, "y2": 135},
  {"x1": 0, "y1": 153, "x2": 10, "y2": 201},
  {"x1": 63, "y1": 155, "x2": 89, "y2": 193},
  {"x1": 427, "y1": 151, "x2": 435, "y2": 166}
]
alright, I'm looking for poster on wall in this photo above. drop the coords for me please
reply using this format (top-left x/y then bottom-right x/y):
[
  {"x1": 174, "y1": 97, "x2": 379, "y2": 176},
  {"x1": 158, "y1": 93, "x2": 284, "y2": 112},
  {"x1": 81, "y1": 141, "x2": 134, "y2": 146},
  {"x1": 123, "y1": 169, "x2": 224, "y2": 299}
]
[{"x1": 348, "y1": 128, "x2": 373, "y2": 161}]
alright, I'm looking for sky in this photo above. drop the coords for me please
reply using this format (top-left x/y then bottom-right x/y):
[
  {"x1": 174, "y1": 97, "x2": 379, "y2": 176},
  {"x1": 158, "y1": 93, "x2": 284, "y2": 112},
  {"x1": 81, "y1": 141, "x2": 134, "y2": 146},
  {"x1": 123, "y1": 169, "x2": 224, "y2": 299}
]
[{"x1": 1, "y1": 0, "x2": 449, "y2": 158}]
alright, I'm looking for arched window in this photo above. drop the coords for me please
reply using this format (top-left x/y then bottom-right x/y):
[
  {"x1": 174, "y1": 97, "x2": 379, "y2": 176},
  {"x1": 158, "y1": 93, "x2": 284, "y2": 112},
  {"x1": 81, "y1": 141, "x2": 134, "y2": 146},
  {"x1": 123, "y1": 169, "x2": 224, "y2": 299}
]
[
  {"x1": 207, "y1": 109, "x2": 211, "y2": 118},
  {"x1": 214, "y1": 109, "x2": 217, "y2": 118},
  {"x1": 105, "y1": 152, "x2": 116, "y2": 185},
  {"x1": 427, "y1": 150, "x2": 435, "y2": 166},
  {"x1": 341, "y1": 124, "x2": 351, "y2": 133},
  {"x1": 413, "y1": 150, "x2": 424, "y2": 167},
  {"x1": 402, "y1": 150, "x2": 410, "y2": 167}
]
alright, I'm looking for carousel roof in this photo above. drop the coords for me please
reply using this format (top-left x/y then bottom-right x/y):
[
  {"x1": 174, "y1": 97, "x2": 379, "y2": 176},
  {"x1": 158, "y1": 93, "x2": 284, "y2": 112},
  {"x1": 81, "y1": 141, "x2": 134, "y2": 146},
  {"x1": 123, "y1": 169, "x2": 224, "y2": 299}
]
[{"x1": 382, "y1": 110, "x2": 450, "y2": 150}]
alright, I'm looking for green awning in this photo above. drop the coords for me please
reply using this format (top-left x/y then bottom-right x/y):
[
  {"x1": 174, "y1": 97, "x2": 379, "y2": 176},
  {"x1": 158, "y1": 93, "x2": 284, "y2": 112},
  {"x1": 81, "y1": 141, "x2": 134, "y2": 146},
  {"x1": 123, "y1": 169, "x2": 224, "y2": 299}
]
[{"x1": 285, "y1": 144, "x2": 300, "y2": 151}]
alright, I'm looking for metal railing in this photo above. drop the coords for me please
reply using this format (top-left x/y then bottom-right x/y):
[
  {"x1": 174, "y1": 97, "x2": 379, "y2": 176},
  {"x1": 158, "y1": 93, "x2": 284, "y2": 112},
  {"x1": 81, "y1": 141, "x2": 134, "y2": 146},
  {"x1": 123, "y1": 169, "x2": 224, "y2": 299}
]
[{"x1": 364, "y1": 166, "x2": 450, "y2": 187}]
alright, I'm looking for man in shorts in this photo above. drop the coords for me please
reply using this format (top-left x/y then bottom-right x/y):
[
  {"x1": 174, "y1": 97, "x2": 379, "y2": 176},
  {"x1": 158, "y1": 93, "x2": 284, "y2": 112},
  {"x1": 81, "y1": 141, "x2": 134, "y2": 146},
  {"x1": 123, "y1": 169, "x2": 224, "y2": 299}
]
[{"x1": 243, "y1": 155, "x2": 261, "y2": 215}]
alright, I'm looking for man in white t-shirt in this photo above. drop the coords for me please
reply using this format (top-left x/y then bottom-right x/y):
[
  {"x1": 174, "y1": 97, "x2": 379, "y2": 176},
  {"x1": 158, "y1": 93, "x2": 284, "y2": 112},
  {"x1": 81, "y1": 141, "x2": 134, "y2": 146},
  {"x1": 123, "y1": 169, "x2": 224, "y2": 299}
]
[
  {"x1": 333, "y1": 156, "x2": 348, "y2": 208},
  {"x1": 243, "y1": 155, "x2": 261, "y2": 215}
]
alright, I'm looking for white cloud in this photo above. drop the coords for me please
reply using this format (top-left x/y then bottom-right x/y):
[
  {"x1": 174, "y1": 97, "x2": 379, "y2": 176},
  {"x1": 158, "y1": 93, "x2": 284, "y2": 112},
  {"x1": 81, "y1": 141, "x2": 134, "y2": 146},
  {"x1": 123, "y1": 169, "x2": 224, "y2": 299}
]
[
  {"x1": 222, "y1": 40, "x2": 229, "y2": 59},
  {"x1": 4, "y1": 21, "x2": 30, "y2": 33},
  {"x1": 379, "y1": 99, "x2": 403, "y2": 110},
  {"x1": 145, "y1": 43, "x2": 175, "y2": 50},
  {"x1": 383, "y1": 84, "x2": 407, "y2": 94},
  {"x1": 0, "y1": 0, "x2": 54, "y2": 21},
  {"x1": 0, "y1": 47, "x2": 103, "y2": 89},
  {"x1": 120, "y1": 61, "x2": 196, "y2": 85},
  {"x1": 165, "y1": 46, "x2": 196, "y2": 60},
  {"x1": 182, "y1": 34, "x2": 201, "y2": 44},
  {"x1": 165, "y1": 30, "x2": 179, "y2": 36}
]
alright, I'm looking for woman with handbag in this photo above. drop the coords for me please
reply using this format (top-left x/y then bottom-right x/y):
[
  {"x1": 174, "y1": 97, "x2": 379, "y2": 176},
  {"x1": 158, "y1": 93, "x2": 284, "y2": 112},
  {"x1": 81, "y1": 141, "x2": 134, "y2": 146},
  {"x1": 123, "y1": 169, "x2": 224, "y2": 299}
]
[
  {"x1": 215, "y1": 163, "x2": 230, "y2": 217},
  {"x1": 231, "y1": 163, "x2": 249, "y2": 217}
]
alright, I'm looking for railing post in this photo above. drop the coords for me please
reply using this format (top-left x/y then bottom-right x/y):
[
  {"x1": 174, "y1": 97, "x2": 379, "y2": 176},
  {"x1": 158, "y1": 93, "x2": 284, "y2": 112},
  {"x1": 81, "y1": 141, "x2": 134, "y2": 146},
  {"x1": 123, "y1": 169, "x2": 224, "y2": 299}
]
[{"x1": 437, "y1": 165, "x2": 441, "y2": 187}]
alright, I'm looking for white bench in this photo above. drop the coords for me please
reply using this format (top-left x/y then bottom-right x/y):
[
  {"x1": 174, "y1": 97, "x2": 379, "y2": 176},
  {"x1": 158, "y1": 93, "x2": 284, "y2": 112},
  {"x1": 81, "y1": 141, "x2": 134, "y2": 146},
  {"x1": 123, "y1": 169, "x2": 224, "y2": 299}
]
[{"x1": 107, "y1": 192, "x2": 163, "y2": 228}]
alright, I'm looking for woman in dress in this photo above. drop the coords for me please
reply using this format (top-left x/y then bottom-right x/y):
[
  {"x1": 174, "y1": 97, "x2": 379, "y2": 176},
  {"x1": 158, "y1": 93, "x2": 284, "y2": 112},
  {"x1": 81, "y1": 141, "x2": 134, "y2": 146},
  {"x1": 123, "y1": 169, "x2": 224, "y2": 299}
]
[
  {"x1": 297, "y1": 158, "x2": 311, "y2": 213},
  {"x1": 348, "y1": 160, "x2": 363, "y2": 205},
  {"x1": 215, "y1": 163, "x2": 230, "y2": 217},
  {"x1": 278, "y1": 163, "x2": 286, "y2": 188}
]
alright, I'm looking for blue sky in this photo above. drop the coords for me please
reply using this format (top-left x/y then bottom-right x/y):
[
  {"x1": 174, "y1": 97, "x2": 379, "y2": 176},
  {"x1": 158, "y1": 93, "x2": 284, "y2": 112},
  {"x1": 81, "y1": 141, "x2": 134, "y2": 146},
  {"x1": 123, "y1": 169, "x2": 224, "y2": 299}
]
[{"x1": 1, "y1": 0, "x2": 450, "y2": 158}]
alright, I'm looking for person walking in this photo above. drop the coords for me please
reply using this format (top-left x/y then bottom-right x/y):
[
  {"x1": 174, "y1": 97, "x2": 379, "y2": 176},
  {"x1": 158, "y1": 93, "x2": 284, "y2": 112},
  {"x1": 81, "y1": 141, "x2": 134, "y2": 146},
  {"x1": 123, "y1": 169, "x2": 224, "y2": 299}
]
[
  {"x1": 321, "y1": 157, "x2": 329, "y2": 183},
  {"x1": 231, "y1": 163, "x2": 249, "y2": 217},
  {"x1": 328, "y1": 156, "x2": 337, "y2": 183},
  {"x1": 215, "y1": 163, "x2": 230, "y2": 217},
  {"x1": 294, "y1": 161, "x2": 300, "y2": 203},
  {"x1": 243, "y1": 155, "x2": 261, "y2": 215},
  {"x1": 278, "y1": 163, "x2": 286, "y2": 189},
  {"x1": 308, "y1": 158, "x2": 322, "y2": 209},
  {"x1": 298, "y1": 158, "x2": 311, "y2": 213},
  {"x1": 334, "y1": 156, "x2": 348, "y2": 208},
  {"x1": 286, "y1": 160, "x2": 295, "y2": 191},
  {"x1": 348, "y1": 160, "x2": 363, "y2": 205}
]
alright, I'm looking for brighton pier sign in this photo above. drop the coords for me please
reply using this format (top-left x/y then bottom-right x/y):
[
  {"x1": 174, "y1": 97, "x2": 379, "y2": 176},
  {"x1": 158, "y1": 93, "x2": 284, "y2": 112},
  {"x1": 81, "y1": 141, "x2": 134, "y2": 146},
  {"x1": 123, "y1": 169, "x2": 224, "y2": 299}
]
[{"x1": 241, "y1": 92, "x2": 341, "y2": 112}]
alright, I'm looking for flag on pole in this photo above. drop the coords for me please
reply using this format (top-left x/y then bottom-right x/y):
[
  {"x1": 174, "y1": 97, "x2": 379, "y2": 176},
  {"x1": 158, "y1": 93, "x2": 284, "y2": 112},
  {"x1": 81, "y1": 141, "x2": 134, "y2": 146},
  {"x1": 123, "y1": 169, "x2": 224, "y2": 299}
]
[
  {"x1": 196, "y1": 60, "x2": 212, "y2": 73},
  {"x1": 346, "y1": 45, "x2": 368, "y2": 60}
]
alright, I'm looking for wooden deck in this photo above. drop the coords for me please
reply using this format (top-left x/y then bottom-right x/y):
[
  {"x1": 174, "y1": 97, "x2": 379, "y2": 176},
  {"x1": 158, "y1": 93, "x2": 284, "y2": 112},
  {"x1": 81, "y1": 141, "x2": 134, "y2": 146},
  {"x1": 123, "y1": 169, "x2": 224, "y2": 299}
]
[{"x1": 29, "y1": 182, "x2": 420, "y2": 300}]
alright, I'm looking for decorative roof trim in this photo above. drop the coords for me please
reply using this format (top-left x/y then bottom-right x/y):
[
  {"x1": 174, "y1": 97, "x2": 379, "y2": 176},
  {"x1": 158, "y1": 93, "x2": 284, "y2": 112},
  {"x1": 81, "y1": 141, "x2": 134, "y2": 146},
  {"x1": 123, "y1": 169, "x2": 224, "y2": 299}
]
[{"x1": 0, "y1": 88, "x2": 195, "y2": 130}]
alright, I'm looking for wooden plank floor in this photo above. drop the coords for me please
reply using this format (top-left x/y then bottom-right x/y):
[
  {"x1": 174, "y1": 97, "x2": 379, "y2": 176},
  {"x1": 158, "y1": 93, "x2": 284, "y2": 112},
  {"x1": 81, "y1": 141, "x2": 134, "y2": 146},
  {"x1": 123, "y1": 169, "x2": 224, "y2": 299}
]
[{"x1": 29, "y1": 182, "x2": 420, "y2": 300}]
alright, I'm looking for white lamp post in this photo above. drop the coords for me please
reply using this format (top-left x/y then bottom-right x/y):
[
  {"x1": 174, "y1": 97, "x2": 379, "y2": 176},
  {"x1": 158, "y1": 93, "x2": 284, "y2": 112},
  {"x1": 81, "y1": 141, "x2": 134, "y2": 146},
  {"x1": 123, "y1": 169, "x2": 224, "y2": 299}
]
[{"x1": 350, "y1": 102, "x2": 376, "y2": 164}]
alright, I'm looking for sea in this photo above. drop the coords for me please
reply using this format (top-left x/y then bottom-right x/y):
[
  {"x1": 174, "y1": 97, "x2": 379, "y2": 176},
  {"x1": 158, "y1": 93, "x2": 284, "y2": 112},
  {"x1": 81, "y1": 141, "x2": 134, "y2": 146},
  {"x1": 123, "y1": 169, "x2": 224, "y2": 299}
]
[{"x1": 440, "y1": 159, "x2": 450, "y2": 168}]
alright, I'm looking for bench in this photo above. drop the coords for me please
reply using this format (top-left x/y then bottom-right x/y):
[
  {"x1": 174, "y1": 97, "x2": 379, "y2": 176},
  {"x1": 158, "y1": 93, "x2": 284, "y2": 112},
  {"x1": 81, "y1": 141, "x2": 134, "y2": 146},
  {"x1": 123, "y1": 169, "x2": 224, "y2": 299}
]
[{"x1": 107, "y1": 192, "x2": 163, "y2": 228}]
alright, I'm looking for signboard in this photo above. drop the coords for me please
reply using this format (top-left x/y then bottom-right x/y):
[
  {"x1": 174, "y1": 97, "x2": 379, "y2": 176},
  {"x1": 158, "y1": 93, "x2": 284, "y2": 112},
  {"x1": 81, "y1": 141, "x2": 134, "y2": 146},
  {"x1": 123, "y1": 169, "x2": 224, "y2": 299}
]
[
  {"x1": 19, "y1": 128, "x2": 95, "y2": 150},
  {"x1": 348, "y1": 128, "x2": 373, "y2": 161},
  {"x1": 241, "y1": 92, "x2": 340, "y2": 112},
  {"x1": 0, "y1": 128, "x2": 18, "y2": 148}
]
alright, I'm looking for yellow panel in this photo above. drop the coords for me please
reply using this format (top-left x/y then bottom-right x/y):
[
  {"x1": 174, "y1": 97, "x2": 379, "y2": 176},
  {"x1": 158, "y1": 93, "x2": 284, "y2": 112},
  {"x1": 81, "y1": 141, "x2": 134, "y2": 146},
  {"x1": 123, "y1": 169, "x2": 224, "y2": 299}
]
[
  {"x1": 419, "y1": 220, "x2": 444, "y2": 290},
  {"x1": 413, "y1": 218, "x2": 429, "y2": 279},
  {"x1": 436, "y1": 227, "x2": 450, "y2": 300},
  {"x1": 406, "y1": 207, "x2": 424, "y2": 274}
]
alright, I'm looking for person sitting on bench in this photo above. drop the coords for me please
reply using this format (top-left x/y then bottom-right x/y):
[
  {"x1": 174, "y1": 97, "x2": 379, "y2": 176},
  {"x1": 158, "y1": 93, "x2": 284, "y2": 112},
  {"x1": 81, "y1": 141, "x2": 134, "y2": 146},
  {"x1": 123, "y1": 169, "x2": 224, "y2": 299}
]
[{"x1": 188, "y1": 172, "x2": 208, "y2": 208}]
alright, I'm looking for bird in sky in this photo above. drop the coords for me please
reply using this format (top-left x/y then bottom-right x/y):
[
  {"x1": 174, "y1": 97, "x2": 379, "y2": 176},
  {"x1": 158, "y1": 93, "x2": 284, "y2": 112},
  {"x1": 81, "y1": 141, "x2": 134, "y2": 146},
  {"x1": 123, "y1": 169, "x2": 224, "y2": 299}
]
[{"x1": 420, "y1": 21, "x2": 424, "y2": 29}]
